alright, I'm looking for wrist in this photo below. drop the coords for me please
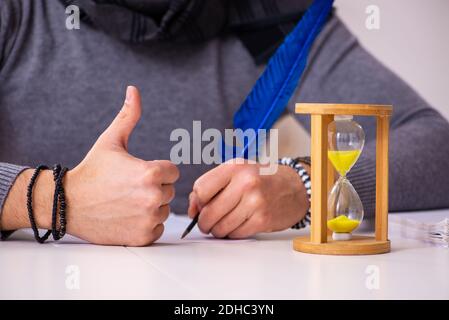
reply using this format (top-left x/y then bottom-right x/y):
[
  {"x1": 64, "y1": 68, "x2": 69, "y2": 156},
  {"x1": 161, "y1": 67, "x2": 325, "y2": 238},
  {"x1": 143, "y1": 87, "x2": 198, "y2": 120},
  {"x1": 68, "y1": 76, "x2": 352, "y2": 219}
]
[
  {"x1": 279, "y1": 157, "x2": 311, "y2": 229},
  {"x1": 32, "y1": 169, "x2": 54, "y2": 230},
  {"x1": 62, "y1": 168, "x2": 81, "y2": 236},
  {"x1": 284, "y1": 164, "x2": 309, "y2": 217},
  {"x1": 1, "y1": 169, "x2": 53, "y2": 231}
]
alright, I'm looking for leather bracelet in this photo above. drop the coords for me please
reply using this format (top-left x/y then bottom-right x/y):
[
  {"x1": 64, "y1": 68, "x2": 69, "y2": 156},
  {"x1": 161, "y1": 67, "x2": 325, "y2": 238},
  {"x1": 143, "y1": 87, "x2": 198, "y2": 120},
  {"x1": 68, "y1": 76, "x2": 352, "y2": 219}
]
[{"x1": 278, "y1": 157, "x2": 311, "y2": 230}]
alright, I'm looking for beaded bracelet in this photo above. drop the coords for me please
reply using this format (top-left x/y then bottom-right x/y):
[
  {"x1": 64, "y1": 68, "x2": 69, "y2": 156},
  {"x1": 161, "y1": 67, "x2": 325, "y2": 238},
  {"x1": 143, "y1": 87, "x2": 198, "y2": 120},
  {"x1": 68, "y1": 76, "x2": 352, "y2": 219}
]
[
  {"x1": 278, "y1": 157, "x2": 311, "y2": 230},
  {"x1": 26, "y1": 164, "x2": 68, "y2": 243},
  {"x1": 27, "y1": 165, "x2": 52, "y2": 243},
  {"x1": 52, "y1": 164, "x2": 68, "y2": 240}
]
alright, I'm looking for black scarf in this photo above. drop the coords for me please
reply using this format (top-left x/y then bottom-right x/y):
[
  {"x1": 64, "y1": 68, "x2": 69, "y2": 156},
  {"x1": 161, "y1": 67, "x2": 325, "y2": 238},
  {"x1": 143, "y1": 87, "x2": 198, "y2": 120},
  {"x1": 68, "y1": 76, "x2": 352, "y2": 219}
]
[{"x1": 60, "y1": 0, "x2": 315, "y2": 64}]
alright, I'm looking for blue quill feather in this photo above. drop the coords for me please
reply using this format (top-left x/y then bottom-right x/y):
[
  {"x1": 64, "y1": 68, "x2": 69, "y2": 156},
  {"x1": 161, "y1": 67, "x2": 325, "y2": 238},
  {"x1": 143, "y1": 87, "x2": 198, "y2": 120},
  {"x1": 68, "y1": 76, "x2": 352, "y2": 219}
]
[{"x1": 232, "y1": 0, "x2": 334, "y2": 158}]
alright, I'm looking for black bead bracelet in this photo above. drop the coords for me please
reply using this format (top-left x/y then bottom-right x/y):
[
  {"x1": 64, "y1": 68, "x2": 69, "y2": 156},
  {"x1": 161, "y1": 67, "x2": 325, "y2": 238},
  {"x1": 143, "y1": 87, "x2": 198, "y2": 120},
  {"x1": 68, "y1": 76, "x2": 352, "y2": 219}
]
[
  {"x1": 26, "y1": 164, "x2": 68, "y2": 243},
  {"x1": 27, "y1": 165, "x2": 52, "y2": 243},
  {"x1": 52, "y1": 164, "x2": 68, "y2": 240}
]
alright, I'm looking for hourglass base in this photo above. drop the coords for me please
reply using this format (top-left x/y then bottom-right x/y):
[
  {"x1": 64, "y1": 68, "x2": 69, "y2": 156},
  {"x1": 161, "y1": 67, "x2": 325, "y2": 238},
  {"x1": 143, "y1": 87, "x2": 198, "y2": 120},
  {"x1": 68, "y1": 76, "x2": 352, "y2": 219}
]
[{"x1": 293, "y1": 235, "x2": 390, "y2": 255}]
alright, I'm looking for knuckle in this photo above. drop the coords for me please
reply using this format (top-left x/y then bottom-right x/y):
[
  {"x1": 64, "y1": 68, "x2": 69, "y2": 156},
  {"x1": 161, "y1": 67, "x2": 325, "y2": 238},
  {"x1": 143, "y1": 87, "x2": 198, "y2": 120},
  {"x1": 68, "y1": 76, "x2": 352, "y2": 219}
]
[
  {"x1": 257, "y1": 193, "x2": 268, "y2": 208},
  {"x1": 157, "y1": 160, "x2": 180, "y2": 181},
  {"x1": 141, "y1": 173, "x2": 152, "y2": 187},
  {"x1": 241, "y1": 172, "x2": 261, "y2": 192},
  {"x1": 148, "y1": 189, "x2": 163, "y2": 207},
  {"x1": 146, "y1": 165, "x2": 162, "y2": 182},
  {"x1": 254, "y1": 213, "x2": 268, "y2": 230},
  {"x1": 246, "y1": 192, "x2": 265, "y2": 210},
  {"x1": 138, "y1": 199, "x2": 150, "y2": 212}
]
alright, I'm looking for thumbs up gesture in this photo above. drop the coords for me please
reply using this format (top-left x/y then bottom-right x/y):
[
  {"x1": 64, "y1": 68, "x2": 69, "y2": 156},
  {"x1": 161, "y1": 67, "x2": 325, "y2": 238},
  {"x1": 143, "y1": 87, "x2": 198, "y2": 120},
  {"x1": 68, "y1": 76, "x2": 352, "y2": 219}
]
[{"x1": 65, "y1": 86, "x2": 179, "y2": 246}]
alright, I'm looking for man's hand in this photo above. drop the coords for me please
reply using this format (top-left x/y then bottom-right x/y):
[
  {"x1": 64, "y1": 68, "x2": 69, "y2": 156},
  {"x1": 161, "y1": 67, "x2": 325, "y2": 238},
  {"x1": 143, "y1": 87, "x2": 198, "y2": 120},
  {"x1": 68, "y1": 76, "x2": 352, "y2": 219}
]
[
  {"x1": 187, "y1": 159, "x2": 309, "y2": 239},
  {"x1": 1, "y1": 86, "x2": 179, "y2": 246}
]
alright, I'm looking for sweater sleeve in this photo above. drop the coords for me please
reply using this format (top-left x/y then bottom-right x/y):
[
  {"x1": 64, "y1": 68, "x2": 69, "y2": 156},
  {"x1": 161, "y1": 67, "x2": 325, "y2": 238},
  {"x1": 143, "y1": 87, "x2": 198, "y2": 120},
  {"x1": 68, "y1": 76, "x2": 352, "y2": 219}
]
[
  {"x1": 0, "y1": 1, "x2": 29, "y2": 233},
  {"x1": 288, "y1": 17, "x2": 449, "y2": 217},
  {"x1": 0, "y1": 163, "x2": 28, "y2": 233}
]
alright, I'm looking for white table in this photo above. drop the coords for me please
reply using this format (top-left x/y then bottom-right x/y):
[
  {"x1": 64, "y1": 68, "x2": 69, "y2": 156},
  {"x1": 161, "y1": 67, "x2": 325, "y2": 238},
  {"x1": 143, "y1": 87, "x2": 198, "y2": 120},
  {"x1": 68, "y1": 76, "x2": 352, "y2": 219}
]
[{"x1": 1, "y1": 210, "x2": 448, "y2": 300}]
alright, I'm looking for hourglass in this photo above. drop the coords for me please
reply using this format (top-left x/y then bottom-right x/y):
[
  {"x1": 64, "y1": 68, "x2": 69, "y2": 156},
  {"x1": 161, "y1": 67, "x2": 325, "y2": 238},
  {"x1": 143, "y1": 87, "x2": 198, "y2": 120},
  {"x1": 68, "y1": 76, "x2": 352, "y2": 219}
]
[
  {"x1": 327, "y1": 115, "x2": 364, "y2": 241},
  {"x1": 293, "y1": 104, "x2": 392, "y2": 255}
]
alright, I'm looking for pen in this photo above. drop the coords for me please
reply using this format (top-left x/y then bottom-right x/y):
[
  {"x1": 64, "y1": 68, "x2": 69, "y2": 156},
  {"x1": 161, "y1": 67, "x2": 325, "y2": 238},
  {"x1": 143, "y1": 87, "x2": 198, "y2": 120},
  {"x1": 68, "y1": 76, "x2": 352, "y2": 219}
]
[{"x1": 181, "y1": 214, "x2": 199, "y2": 239}]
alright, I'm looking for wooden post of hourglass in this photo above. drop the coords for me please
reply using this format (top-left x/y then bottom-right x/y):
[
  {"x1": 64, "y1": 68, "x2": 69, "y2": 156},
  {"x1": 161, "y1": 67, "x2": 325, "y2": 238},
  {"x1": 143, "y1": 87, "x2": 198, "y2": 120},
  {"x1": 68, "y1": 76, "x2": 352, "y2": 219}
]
[
  {"x1": 293, "y1": 103, "x2": 392, "y2": 255},
  {"x1": 310, "y1": 114, "x2": 332, "y2": 243},
  {"x1": 327, "y1": 123, "x2": 335, "y2": 236},
  {"x1": 375, "y1": 115, "x2": 389, "y2": 242},
  {"x1": 309, "y1": 114, "x2": 335, "y2": 243}
]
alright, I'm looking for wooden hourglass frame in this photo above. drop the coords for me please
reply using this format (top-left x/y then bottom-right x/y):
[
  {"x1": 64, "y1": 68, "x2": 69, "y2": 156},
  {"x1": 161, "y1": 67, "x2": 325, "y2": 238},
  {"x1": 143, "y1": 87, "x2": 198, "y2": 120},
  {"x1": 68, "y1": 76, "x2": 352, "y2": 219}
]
[{"x1": 293, "y1": 103, "x2": 392, "y2": 255}]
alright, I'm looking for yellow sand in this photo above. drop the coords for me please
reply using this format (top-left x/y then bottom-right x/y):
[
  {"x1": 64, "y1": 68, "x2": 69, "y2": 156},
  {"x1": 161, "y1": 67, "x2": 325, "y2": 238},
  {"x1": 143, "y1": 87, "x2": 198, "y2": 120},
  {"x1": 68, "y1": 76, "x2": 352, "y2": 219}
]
[
  {"x1": 328, "y1": 150, "x2": 361, "y2": 175},
  {"x1": 327, "y1": 215, "x2": 360, "y2": 233}
]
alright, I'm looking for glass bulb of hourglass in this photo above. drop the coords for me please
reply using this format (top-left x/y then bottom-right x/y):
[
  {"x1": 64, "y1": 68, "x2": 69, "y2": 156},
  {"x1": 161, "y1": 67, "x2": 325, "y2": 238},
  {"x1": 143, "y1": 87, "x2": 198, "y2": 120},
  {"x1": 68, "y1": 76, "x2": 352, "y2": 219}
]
[{"x1": 327, "y1": 115, "x2": 365, "y2": 241}]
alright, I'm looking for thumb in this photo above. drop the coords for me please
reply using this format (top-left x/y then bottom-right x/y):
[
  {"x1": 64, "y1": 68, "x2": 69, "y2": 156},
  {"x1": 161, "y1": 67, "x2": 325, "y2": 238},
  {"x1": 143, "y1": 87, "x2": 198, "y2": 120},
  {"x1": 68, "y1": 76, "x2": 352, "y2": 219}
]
[{"x1": 99, "y1": 86, "x2": 142, "y2": 150}]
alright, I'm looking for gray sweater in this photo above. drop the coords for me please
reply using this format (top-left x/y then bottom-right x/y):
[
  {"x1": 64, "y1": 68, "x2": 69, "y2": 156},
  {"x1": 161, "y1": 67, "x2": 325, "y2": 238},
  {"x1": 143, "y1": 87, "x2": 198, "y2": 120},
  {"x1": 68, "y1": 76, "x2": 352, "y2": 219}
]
[{"x1": 1, "y1": 0, "x2": 449, "y2": 223}]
